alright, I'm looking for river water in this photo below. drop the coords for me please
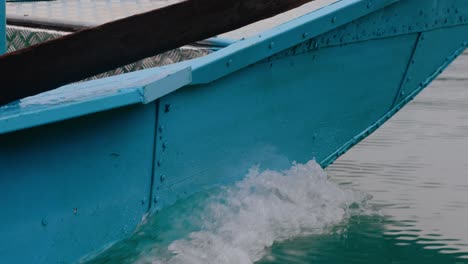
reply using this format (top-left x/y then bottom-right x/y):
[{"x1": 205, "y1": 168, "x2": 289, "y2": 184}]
[{"x1": 85, "y1": 52, "x2": 468, "y2": 264}]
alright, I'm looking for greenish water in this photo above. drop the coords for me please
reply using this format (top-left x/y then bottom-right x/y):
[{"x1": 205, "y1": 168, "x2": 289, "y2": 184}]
[
  {"x1": 258, "y1": 216, "x2": 467, "y2": 264},
  {"x1": 85, "y1": 52, "x2": 468, "y2": 264}
]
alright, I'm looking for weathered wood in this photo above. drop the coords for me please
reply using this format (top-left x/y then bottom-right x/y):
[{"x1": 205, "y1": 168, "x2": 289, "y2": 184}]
[{"x1": 0, "y1": 0, "x2": 314, "y2": 105}]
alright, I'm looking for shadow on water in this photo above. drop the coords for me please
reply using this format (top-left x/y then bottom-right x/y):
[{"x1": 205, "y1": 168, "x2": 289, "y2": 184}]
[{"x1": 258, "y1": 215, "x2": 468, "y2": 264}]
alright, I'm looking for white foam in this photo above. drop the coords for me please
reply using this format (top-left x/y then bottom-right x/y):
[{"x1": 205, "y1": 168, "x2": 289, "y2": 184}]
[{"x1": 135, "y1": 160, "x2": 370, "y2": 264}]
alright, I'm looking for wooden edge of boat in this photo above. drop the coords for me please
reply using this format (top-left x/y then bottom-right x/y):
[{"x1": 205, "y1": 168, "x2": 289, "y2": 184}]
[{"x1": 0, "y1": 0, "x2": 317, "y2": 105}]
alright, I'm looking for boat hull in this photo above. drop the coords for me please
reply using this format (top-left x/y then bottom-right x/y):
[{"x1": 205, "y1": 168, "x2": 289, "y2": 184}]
[
  {"x1": 1, "y1": 0, "x2": 468, "y2": 262},
  {"x1": 0, "y1": 105, "x2": 162, "y2": 263}
]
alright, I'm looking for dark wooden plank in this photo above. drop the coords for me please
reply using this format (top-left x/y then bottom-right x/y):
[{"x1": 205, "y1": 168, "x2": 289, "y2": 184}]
[{"x1": 0, "y1": 0, "x2": 314, "y2": 106}]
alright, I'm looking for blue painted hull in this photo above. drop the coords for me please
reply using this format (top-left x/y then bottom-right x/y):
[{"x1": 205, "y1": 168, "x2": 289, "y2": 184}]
[{"x1": 1, "y1": 0, "x2": 467, "y2": 262}]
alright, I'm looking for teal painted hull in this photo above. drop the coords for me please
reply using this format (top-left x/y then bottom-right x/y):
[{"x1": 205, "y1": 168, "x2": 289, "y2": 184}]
[{"x1": 1, "y1": 0, "x2": 468, "y2": 262}]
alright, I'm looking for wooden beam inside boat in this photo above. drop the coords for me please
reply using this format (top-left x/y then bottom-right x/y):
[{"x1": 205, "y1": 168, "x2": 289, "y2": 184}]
[{"x1": 0, "y1": 0, "x2": 315, "y2": 106}]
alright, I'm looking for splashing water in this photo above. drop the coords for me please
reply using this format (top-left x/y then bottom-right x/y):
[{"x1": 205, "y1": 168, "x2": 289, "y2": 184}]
[{"x1": 87, "y1": 160, "x2": 371, "y2": 264}]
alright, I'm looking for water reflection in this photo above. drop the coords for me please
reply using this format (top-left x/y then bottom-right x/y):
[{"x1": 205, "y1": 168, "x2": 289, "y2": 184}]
[{"x1": 258, "y1": 215, "x2": 468, "y2": 264}]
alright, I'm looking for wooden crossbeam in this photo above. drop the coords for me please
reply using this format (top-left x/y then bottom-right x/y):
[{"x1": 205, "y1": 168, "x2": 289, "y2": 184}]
[{"x1": 0, "y1": 0, "x2": 314, "y2": 106}]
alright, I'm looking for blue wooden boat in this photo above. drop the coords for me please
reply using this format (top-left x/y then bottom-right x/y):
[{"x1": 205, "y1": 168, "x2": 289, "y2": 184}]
[{"x1": 1, "y1": 0, "x2": 467, "y2": 262}]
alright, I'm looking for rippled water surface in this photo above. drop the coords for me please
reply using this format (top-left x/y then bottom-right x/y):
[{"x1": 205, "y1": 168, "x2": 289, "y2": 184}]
[{"x1": 85, "y1": 52, "x2": 468, "y2": 264}]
